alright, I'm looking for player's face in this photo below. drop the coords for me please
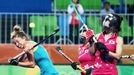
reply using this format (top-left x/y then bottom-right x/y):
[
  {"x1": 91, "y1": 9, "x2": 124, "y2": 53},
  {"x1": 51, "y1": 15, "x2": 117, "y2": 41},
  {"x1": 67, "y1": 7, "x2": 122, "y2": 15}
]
[
  {"x1": 73, "y1": 0, "x2": 78, "y2": 4},
  {"x1": 103, "y1": 26, "x2": 111, "y2": 34},
  {"x1": 103, "y1": 14, "x2": 113, "y2": 34},
  {"x1": 105, "y1": 4, "x2": 110, "y2": 10},
  {"x1": 13, "y1": 36, "x2": 26, "y2": 49},
  {"x1": 79, "y1": 30, "x2": 87, "y2": 43},
  {"x1": 79, "y1": 29, "x2": 86, "y2": 37}
]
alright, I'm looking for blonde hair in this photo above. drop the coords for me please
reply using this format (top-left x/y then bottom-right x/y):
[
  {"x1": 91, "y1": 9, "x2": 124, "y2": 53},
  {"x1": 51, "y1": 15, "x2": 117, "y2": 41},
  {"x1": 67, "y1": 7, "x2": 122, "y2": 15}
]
[{"x1": 11, "y1": 25, "x2": 30, "y2": 40}]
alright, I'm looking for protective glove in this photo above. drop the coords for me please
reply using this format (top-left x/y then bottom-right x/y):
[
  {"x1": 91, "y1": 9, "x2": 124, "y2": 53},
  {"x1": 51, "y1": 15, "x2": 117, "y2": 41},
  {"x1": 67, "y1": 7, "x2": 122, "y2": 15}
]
[
  {"x1": 95, "y1": 42, "x2": 109, "y2": 54},
  {"x1": 9, "y1": 58, "x2": 18, "y2": 65},
  {"x1": 86, "y1": 29, "x2": 95, "y2": 45},
  {"x1": 71, "y1": 62, "x2": 78, "y2": 70},
  {"x1": 85, "y1": 67, "x2": 93, "y2": 75},
  {"x1": 100, "y1": 53, "x2": 114, "y2": 62},
  {"x1": 95, "y1": 42, "x2": 114, "y2": 62}
]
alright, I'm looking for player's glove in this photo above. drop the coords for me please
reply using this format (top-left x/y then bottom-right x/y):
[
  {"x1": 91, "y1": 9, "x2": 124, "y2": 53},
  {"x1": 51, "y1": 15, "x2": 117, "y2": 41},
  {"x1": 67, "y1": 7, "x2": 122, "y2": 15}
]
[
  {"x1": 95, "y1": 42, "x2": 114, "y2": 62},
  {"x1": 100, "y1": 53, "x2": 114, "y2": 62},
  {"x1": 9, "y1": 58, "x2": 18, "y2": 65},
  {"x1": 86, "y1": 29, "x2": 95, "y2": 46},
  {"x1": 95, "y1": 42, "x2": 109, "y2": 54},
  {"x1": 71, "y1": 62, "x2": 78, "y2": 70},
  {"x1": 85, "y1": 67, "x2": 93, "y2": 75}
]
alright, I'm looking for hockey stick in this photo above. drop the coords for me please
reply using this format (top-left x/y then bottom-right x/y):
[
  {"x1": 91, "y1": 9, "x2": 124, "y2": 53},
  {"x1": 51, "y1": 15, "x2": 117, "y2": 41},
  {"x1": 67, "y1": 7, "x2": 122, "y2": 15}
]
[
  {"x1": 9, "y1": 28, "x2": 59, "y2": 60},
  {"x1": 56, "y1": 46, "x2": 87, "y2": 74},
  {"x1": 70, "y1": 0, "x2": 97, "y2": 43},
  {"x1": 120, "y1": 55, "x2": 131, "y2": 59}
]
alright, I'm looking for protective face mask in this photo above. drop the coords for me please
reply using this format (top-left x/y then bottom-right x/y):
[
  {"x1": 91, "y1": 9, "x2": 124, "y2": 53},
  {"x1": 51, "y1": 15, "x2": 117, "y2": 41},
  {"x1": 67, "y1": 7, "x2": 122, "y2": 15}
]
[
  {"x1": 103, "y1": 26, "x2": 111, "y2": 34},
  {"x1": 80, "y1": 36, "x2": 86, "y2": 43}
]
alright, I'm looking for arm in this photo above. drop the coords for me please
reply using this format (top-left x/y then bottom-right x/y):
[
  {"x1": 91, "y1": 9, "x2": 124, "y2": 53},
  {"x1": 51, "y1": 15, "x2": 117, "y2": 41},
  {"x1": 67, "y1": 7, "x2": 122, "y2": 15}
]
[
  {"x1": 86, "y1": 32, "x2": 100, "y2": 55},
  {"x1": 17, "y1": 54, "x2": 27, "y2": 62},
  {"x1": 67, "y1": 4, "x2": 74, "y2": 14},
  {"x1": 88, "y1": 33, "x2": 100, "y2": 55},
  {"x1": 89, "y1": 43, "x2": 96, "y2": 55},
  {"x1": 18, "y1": 42, "x2": 36, "y2": 68},
  {"x1": 90, "y1": 33, "x2": 100, "y2": 53},
  {"x1": 18, "y1": 50, "x2": 35, "y2": 68},
  {"x1": 76, "y1": 4, "x2": 84, "y2": 14},
  {"x1": 109, "y1": 36, "x2": 123, "y2": 59}
]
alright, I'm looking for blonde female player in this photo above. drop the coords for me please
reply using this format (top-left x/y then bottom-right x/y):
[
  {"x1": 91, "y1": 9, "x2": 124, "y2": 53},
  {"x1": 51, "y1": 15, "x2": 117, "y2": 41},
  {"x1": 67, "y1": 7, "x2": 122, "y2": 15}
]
[{"x1": 9, "y1": 25, "x2": 59, "y2": 75}]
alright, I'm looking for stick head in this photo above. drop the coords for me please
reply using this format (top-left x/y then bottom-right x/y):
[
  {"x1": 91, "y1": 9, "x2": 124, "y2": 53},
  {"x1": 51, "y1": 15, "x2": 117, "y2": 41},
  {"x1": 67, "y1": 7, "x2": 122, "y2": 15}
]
[
  {"x1": 56, "y1": 46, "x2": 62, "y2": 51},
  {"x1": 85, "y1": 66, "x2": 94, "y2": 75}
]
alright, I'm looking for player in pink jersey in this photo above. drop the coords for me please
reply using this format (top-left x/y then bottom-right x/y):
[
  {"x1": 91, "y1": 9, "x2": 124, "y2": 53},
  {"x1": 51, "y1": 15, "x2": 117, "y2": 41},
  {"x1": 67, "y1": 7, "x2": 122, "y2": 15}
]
[
  {"x1": 71, "y1": 25, "x2": 95, "y2": 75},
  {"x1": 92, "y1": 14, "x2": 123, "y2": 75}
]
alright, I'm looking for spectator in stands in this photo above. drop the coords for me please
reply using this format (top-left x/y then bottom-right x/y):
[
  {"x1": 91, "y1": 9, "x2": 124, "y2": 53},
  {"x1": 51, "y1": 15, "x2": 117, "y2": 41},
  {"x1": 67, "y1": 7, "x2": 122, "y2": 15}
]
[
  {"x1": 127, "y1": 5, "x2": 134, "y2": 35},
  {"x1": 128, "y1": 5, "x2": 134, "y2": 26},
  {"x1": 67, "y1": 0, "x2": 84, "y2": 44},
  {"x1": 9, "y1": 25, "x2": 59, "y2": 75},
  {"x1": 100, "y1": 1, "x2": 115, "y2": 22}
]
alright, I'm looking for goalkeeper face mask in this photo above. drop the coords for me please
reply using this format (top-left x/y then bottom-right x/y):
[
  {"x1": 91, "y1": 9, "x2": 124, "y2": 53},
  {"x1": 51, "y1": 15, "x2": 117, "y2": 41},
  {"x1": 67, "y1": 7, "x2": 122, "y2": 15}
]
[
  {"x1": 103, "y1": 14, "x2": 122, "y2": 34},
  {"x1": 79, "y1": 25, "x2": 94, "y2": 44},
  {"x1": 80, "y1": 30, "x2": 94, "y2": 44},
  {"x1": 80, "y1": 36, "x2": 86, "y2": 43},
  {"x1": 79, "y1": 26, "x2": 88, "y2": 44}
]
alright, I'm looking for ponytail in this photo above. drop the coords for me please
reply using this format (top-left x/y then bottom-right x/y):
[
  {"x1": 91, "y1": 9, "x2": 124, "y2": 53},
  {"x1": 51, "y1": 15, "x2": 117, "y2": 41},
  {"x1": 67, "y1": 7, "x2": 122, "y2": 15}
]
[{"x1": 11, "y1": 25, "x2": 30, "y2": 40}]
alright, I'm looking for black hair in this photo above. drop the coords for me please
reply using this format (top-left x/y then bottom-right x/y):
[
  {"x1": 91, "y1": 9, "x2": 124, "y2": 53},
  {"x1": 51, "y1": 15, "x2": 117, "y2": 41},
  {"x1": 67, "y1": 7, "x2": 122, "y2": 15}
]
[
  {"x1": 72, "y1": 0, "x2": 79, "y2": 4},
  {"x1": 110, "y1": 14, "x2": 123, "y2": 33},
  {"x1": 104, "y1": 1, "x2": 110, "y2": 6},
  {"x1": 103, "y1": 14, "x2": 123, "y2": 33}
]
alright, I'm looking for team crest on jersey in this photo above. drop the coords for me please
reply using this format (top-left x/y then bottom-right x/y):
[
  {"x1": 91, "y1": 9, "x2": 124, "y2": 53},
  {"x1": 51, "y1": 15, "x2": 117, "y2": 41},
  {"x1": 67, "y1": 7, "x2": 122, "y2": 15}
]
[
  {"x1": 99, "y1": 39, "x2": 115, "y2": 45},
  {"x1": 84, "y1": 64, "x2": 90, "y2": 69},
  {"x1": 79, "y1": 48, "x2": 89, "y2": 58},
  {"x1": 109, "y1": 40, "x2": 115, "y2": 44},
  {"x1": 94, "y1": 62, "x2": 102, "y2": 68}
]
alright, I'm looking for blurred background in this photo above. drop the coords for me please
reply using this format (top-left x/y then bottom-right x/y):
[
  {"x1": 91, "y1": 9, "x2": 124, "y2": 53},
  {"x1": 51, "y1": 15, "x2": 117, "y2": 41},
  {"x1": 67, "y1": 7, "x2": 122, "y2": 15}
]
[{"x1": 0, "y1": 0, "x2": 134, "y2": 75}]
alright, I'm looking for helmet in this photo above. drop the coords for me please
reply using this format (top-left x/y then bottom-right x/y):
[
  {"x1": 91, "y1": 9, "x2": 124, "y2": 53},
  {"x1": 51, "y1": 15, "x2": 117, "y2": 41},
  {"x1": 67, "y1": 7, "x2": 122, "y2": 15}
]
[
  {"x1": 103, "y1": 14, "x2": 123, "y2": 33},
  {"x1": 79, "y1": 25, "x2": 94, "y2": 43}
]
